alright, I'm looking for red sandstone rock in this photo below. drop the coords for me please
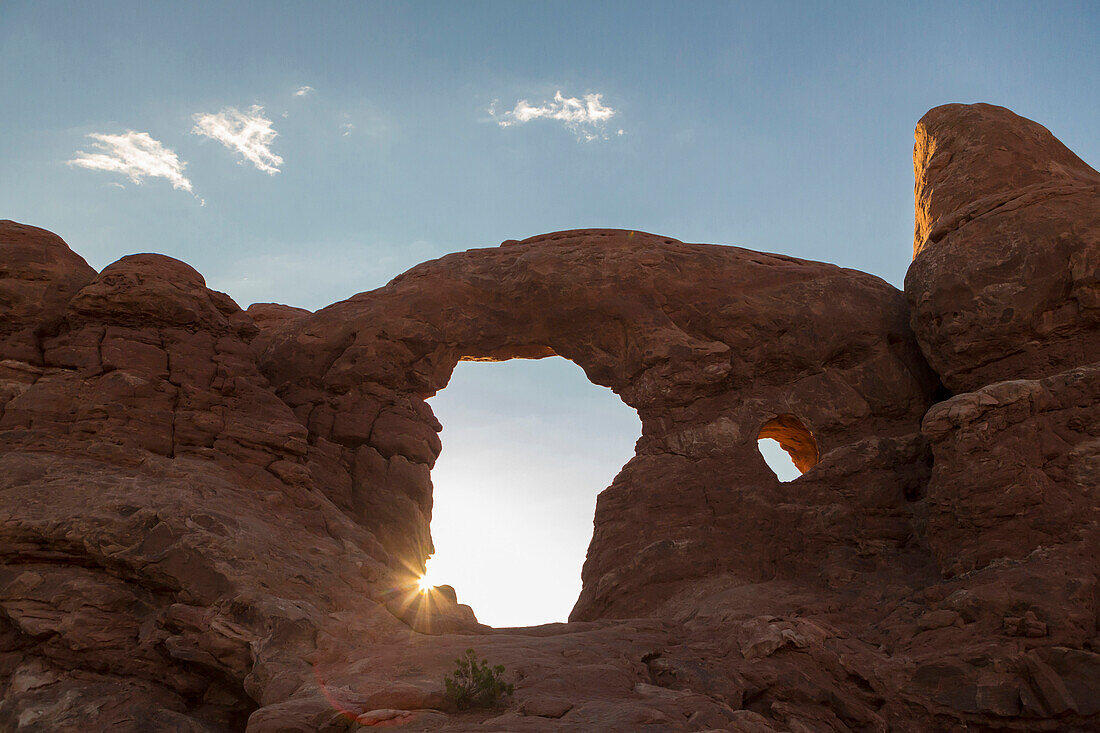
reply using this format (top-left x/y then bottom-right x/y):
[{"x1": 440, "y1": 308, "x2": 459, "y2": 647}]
[
  {"x1": 245, "y1": 302, "x2": 311, "y2": 356},
  {"x1": 0, "y1": 240, "x2": 405, "y2": 731},
  {"x1": 922, "y1": 364, "x2": 1100, "y2": 576},
  {"x1": 261, "y1": 229, "x2": 938, "y2": 619},
  {"x1": 0, "y1": 104, "x2": 1098, "y2": 732},
  {"x1": 0, "y1": 221, "x2": 96, "y2": 364},
  {"x1": 905, "y1": 103, "x2": 1100, "y2": 392}
]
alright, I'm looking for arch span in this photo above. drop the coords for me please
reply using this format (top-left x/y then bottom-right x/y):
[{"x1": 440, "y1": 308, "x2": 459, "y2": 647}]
[{"x1": 261, "y1": 229, "x2": 937, "y2": 621}]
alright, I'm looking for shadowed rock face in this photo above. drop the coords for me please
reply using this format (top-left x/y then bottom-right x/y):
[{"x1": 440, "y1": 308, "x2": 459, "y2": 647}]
[
  {"x1": 905, "y1": 104, "x2": 1100, "y2": 597},
  {"x1": 0, "y1": 104, "x2": 1098, "y2": 732},
  {"x1": 921, "y1": 364, "x2": 1100, "y2": 575}
]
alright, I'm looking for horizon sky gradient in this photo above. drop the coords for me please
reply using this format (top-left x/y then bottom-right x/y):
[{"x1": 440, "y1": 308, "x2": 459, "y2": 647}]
[{"x1": 3, "y1": 1, "x2": 1099, "y2": 626}]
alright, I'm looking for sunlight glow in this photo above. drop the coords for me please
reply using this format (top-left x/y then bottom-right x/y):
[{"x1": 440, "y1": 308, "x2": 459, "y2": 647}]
[
  {"x1": 424, "y1": 358, "x2": 640, "y2": 627},
  {"x1": 417, "y1": 569, "x2": 435, "y2": 593}
]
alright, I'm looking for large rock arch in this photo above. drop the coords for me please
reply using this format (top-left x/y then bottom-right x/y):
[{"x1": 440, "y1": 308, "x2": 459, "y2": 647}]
[
  {"x1": 4, "y1": 103, "x2": 1100, "y2": 731},
  {"x1": 261, "y1": 229, "x2": 938, "y2": 620}
]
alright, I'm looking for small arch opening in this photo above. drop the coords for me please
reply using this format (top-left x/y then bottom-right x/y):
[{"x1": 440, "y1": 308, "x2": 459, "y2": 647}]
[{"x1": 757, "y1": 414, "x2": 818, "y2": 481}]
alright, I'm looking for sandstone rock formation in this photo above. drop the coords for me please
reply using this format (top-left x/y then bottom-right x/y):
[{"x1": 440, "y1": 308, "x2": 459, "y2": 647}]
[
  {"x1": 906, "y1": 103, "x2": 1100, "y2": 392},
  {"x1": 0, "y1": 221, "x2": 96, "y2": 365},
  {"x1": 0, "y1": 102, "x2": 1098, "y2": 732},
  {"x1": 921, "y1": 364, "x2": 1100, "y2": 576},
  {"x1": 259, "y1": 228, "x2": 937, "y2": 621}
]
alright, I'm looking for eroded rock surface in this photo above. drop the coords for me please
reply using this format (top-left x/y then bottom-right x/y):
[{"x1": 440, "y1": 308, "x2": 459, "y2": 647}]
[
  {"x1": 260, "y1": 229, "x2": 938, "y2": 621},
  {"x1": 906, "y1": 103, "x2": 1100, "y2": 392},
  {"x1": 922, "y1": 365, "x2": 1100, "y2": 576},
  {"x1": 0, "y1": 103, "x2": 1098, "y2": 732},
  {"x1": 0, "y1": 221, "x2": 96, "y2": 364}
]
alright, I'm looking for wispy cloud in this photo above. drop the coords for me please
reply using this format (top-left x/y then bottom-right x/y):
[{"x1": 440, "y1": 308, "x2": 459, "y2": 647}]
[
  {"x1": 68, "y1": 131, "x2": 194, "y2": 192},
  {"x1": 340, "y1": 122, "x2": 354, "y2": 137},
  {"x1": 294, "y1": 85, "x2": 314, "y2": 97},
  {"x1": 192, "y1": 105, "x2": 284, "y2": 174},
  {"x1": 489, "y1": 91, "x2": 619, "y2": 141}
]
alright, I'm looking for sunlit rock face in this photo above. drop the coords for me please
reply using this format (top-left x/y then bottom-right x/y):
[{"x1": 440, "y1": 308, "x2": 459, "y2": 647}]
[
  {"x1": 260, "y1": 229, "x2": 938, "y2": 620},
  {"x1": 0, "y1": 103, "x2": 1098, "y2": 732},
  {"x1": 906, "y1": 103, "x2": 1100, "y2": 393}
]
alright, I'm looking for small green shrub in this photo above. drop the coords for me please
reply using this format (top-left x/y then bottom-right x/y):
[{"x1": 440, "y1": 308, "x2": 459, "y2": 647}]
[{"x1": 443, "y1": 648, "x2": 514, "y2": 710}]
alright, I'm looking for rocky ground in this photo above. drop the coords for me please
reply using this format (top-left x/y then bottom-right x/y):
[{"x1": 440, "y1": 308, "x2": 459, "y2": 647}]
[{"x1": 0, "y1": 103, "x2": 1097, "y2": 731}]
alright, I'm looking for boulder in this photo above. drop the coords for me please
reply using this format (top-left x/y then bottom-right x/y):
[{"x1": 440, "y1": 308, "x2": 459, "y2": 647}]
[
  {"x1": 245, "y1": 302, "x2": 311, "y2": 356},
  {"x1": 905, "y1": 103, "x2": 1100, "y2": 392}
]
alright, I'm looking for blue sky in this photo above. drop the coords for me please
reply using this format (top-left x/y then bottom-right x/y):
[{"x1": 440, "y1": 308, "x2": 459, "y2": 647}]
[{"x1": 3, "y1": 1, "x2": 1098, "y2": 625}]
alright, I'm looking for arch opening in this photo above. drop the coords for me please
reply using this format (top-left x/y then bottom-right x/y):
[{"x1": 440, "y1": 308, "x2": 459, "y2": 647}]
[
  {"x1": 757, "y1": 414, "x2": 818, "y2": 481},
  {"x1": 423, "y1": 356, "x2": 640, "y2": 627}
]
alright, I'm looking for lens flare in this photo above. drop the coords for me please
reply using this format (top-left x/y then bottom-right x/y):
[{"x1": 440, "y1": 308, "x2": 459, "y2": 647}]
[{"x1": 417, "y1": 573, "x2": 434, "y2": 593}]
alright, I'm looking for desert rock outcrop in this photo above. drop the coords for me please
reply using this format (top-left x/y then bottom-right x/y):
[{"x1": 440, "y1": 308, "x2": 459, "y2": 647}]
[
  {"x1": 921, "y1": 364, "x2": 1100, "y2": 576},
  {"x1": 0, "y1": 221, "x2": 96, "y2": 364},
  {"x1": 0, "y1": 104, "x2": 1098, "y2": 732},
  {"x1": 906, "y1": 103, "x2": 1100, "y2": 392},
  {"x1": 260, "y1": 229, "x2": 938, "y2": 620}
]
